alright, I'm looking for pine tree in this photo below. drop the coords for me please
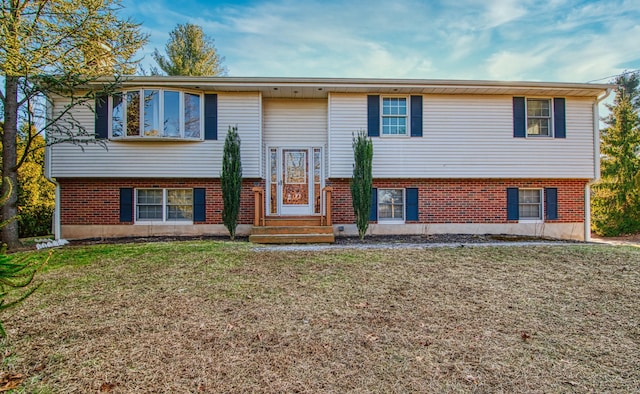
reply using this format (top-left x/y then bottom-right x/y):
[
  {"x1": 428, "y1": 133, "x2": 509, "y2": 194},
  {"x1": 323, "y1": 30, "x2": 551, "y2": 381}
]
[
  {"x1": 221, "y1": 126, "x2": 242, "y2": 240},
  {"x1": 350, "y1": 130, "x2": 374, "y2": 240},
  {"x1": 592, "y1": 73, "x2": 640, "y2": 235},
  {"x1": 153, "y1": 23, "x2": 227, "y2": 76}
]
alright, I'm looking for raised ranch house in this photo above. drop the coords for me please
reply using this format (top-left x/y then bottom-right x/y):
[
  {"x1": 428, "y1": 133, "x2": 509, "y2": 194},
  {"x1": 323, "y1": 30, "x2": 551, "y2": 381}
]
[{"x1": 45, "y1": 77, "x2": 612, "y2": 243}]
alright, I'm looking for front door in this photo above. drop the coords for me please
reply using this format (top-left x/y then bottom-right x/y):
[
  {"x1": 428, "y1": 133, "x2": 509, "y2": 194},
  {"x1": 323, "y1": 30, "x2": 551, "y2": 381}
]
[{"x1": 268, "y1": 147, "x2": 322, "y2": 216}]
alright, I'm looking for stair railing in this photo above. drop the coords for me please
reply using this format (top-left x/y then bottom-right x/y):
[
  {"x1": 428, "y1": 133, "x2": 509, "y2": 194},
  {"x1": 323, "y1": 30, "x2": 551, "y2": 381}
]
[
  {"x1": 321, "y1": 186, "x2": 333, "y2": 226},
  {"x1": 252, "y1": 187, "x2": 265, "y2": 226}
]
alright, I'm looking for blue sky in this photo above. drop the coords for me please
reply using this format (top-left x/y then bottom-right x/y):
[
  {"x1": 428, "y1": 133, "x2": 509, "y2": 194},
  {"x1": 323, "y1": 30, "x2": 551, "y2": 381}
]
[{"x1": 121, "y1": 0, "x2": 640, "y2": 82}]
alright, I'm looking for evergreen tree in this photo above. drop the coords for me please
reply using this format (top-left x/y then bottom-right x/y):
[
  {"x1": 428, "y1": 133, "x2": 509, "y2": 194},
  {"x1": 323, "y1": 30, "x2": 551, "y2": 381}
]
[
  {"x1": 221, "y1": 126, "x2": 242, "y2": 240},
  {"x1": 0, "y1": 1, "x2": 147, "y2": 249},
  {"x1": 592, "y1": 72, "x2": 640, "y2": 235},
  {"x1": 153, "y1": 23, "x2": 227, "y2": 76},
  {"x1": 350, "y1": 130, "x2": 374, "y2": 240}
]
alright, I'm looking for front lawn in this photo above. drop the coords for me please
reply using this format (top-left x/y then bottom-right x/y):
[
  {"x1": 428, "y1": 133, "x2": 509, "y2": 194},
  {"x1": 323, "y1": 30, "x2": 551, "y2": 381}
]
[{"x1": 1, "y1": 242, "x2": 639, "y2": 393}]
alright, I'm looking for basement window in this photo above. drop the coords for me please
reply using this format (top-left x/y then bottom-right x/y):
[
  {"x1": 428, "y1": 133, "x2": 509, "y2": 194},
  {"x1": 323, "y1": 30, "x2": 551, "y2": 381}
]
[{"x1": 135, "y1": 189, "x2": 193, "y2": 223}]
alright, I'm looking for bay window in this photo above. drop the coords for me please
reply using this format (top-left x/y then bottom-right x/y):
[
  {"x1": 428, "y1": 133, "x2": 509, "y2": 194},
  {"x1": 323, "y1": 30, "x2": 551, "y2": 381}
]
[{"x1": 111, "y1": 89, "x2": 203, "y2": 139}]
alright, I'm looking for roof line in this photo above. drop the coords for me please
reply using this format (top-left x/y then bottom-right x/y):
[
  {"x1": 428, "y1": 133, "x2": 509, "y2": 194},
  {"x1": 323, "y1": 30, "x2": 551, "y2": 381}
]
[{"x1": 104, "y1": 76, "x2": 614, "y2": 90}]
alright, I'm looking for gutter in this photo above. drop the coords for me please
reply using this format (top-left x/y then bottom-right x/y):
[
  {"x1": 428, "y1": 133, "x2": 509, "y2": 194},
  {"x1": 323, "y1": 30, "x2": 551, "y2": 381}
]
[{"x1": 585, "y1": 88, "x2": 613, "y2": 242}]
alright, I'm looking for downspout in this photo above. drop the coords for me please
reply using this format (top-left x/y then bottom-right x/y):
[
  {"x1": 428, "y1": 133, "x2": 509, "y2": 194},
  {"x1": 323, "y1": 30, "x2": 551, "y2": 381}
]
[
  {"x1": 44, "y1": 144, "x2": 61, "y2": 241},
  {"x1": 585, "y1": 88, "x2": 612, "y2": 242},
  {"x1": 44, "y1": 98, "x2": 61, "y2": 241}
]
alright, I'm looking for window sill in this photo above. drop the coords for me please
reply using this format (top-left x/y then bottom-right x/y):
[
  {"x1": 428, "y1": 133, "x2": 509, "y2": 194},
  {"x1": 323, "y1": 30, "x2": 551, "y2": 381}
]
[
  {"x1": 518, "y1": 219, "x2": 543, "y2": 224},
  {"x1": 134, "y1": 221, "x2": 194, "y2": 225},
  {"x1": 377, "y1": 220, "x2": 406, "y2": 224},
  {"x1": 110, "y1": 137, "x2": 203, "y2": 142},
  {"x1": 379, "y1": 134, "x2": 411, "y2": 138}
]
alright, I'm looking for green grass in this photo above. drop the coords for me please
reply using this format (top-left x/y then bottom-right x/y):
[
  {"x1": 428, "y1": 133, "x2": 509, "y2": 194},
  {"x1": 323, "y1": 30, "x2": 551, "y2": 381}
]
[{"x1": 0, "y1": 242, "x2": 639, "y2": 393}]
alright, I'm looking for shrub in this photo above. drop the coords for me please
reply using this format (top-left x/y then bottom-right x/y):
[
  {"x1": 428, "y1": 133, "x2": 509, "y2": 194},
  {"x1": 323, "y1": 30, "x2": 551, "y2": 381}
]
[
  {"x1": 221, "y1": 126, "x2": 242, "y2": 240},
  {"x1": 350, "y1": 130, "x2": 373, "y2": 240}
]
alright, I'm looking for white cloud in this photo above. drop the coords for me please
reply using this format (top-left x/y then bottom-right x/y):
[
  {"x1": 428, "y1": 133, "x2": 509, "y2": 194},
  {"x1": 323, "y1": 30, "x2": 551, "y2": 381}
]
[
  {"x1": 486, "y1": 51, "x2": 548, "y2": 81},
  {"x1": 122, "y1": 0, "x2": 640, "y2": 81},
  {"x1": 481, "y1": 0, "x2": 528, "y2": 29}
]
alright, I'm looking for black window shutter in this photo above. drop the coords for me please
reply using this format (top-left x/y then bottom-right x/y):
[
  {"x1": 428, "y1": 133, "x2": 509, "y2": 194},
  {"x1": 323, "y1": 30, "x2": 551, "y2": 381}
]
[
  {"x1": 95, "y1": 94, "x2": 109, "y2": 139},
  {"x1": 553, "y1": 98, "x2": 566, "y2": 138},
  {"x1": 369, "y1": 187, "x2": 378, "y2": 221},
  {"x1": 406, "y1": 188, "x2": 419, "y2": 221},
  {"x1": 193, "y1": 188, "x2": 206, "y2": 222},
  {"x1": 410, "y1": 95, "x2": 423, "y2": 137},
  {"x1": 545, "y1": 188, "x2": 558, "y2": 220},
  {"x1": 367, "y1": 95, "x2": 380, "y2": 137},
  {"x1": 204, "y1": 94, "x2": 218, "y2": 140},
  {"x1": 119, "y1": 188, "x2": 133, "y2": 222},
  {"x1": 513, "y1": 97, "x2": 526, "y2": 138},
  {"x1": 506, "y1": 187, "x2": 519, "y2": 220}
]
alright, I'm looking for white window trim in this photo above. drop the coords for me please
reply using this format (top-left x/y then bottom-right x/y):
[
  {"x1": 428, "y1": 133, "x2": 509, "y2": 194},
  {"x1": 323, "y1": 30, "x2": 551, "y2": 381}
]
[
  {"x1": 109, "y1": 88, "x2": 204, "y2": 141},
  {"x1": 377, "y1": 188, "x2": 406, "y2": 224},
  {"x1": 525, "y1": 97, "x2": 554, "y2": 138},
  {"x1": 518, "y1": 188, "x2": 544, "y2": 223},
  {"x1": 134, "y1": 188, "x2": 194, "y2": 225},
  {"x1": 380, "y1": 96, "x2": 410, "y2": 137}
]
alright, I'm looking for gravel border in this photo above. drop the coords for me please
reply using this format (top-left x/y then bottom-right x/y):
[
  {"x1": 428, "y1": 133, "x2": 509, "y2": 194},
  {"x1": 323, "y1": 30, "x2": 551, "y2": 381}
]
[
  {"x1": 63, "y1": 233, "x2": 639, "y2": 251},
  {"x1": 66, "y1": 233, "x2": 574, "y2": 248},
  {"x1": 254, "y1": 234, "x2": 579, "y2": 251}
]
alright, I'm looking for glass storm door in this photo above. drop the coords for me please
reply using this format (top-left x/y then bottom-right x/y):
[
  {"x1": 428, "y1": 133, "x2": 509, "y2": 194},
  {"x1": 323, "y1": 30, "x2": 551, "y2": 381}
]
[{"x1": 268, "y1": 147, "x2": 322, "y2": 216}]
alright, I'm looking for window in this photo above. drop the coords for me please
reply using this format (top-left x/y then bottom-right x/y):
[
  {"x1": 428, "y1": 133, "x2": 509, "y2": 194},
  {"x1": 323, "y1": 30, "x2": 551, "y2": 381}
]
[
  {"x1": 136, "y1": 189, "x2": 163, "y2": 220},
  {"x1": 513, "y1": 97, "x2": 565, "y2": 139},
  {"x1": 527, "y1": 98, "x2": 551, "y2": 136},
  {"x1": 111, "y1": 89, "x2": 203, "y2": 139},
  {"x1": 518, "y1": 189, "x2": 542, "y2": 220},
  {"x1": 136, "y1": 189, "x2": 193, "y2": 222},
  {"x1": 382, "y1": 97, "x2": 407, "y2": 135},
  {"x1": 378, "y1": 189, "x2": 404, "y2": 221}
]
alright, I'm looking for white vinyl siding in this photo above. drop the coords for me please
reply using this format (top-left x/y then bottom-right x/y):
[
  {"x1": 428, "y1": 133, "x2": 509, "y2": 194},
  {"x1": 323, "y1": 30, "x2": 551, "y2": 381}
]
[
  {"x1": 327, "y1": 93, "x2": 367, "y2": 178},
  {"x1": 328, "y1": 93, "x2": 594, "y2": 179},
  {"x1": 263, "y1": 99, "x2": 328, "y2": 147},
  {"x1": 263, "y1": 98, "x2": 328, "y2": 178},
  {"x1": 48, "y1": 92, "x2": 262, "y2": 178},
  {"x1": 49, "y1": 91, "x2": 596, "y2": 180}
]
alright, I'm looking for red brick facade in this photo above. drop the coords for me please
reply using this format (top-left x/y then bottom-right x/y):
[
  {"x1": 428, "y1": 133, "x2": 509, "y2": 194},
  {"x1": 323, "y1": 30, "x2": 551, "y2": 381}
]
[
  {"x1": 59, "y1": 178, "x2": 263, "y2": 225},
  {"x1": 327, "y1": 178, "x2": 587, "y2": 224},
  {"x1": 59, "y1": 178, "x2": 586, "y2": 226}
]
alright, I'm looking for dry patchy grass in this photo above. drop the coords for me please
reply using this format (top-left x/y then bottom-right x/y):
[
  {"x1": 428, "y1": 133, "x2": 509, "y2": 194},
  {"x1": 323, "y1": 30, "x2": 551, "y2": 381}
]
[{"x1": 0, "y1": 242, "x2": 639, "y2": 393}]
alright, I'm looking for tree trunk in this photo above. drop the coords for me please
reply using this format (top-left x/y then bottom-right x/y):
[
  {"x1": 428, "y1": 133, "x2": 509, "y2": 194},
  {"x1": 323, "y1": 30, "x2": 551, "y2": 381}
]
[{"x1": 2, "y1": 76, "x2": 22, "y2": 250}]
